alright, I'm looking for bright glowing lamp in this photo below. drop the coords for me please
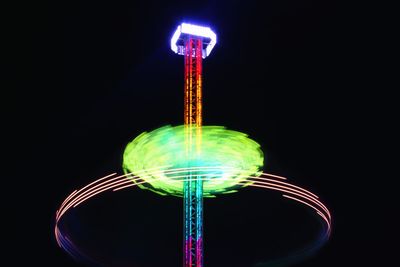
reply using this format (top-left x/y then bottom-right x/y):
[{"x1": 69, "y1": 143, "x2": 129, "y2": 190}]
[{"x1": 170, "y1": 23, "x2": 217, "y2": 58}]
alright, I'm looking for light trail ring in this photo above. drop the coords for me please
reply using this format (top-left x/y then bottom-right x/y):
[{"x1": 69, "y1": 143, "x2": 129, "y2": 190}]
[
  {"x1": 122, "y1": 125, "x2": 264, "y2": 197},
  {"x1": 55, "y1": 167, "x2": 332, "y2": 264}
]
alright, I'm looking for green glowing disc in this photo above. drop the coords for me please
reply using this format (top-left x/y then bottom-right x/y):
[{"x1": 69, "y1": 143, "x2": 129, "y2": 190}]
[{"x1": 122, "y1": 125, "x2": 264, "y2": 197}]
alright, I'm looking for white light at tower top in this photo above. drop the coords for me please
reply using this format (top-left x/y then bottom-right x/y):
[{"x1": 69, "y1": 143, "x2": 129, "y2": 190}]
[{"x1": 170, "y1": 23, "x2": 217, "y2": 58}]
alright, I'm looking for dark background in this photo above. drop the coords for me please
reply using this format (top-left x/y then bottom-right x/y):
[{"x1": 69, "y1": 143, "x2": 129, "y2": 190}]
[{"x1": 4, "y1": 0, "x2": 389, "y2": 266}]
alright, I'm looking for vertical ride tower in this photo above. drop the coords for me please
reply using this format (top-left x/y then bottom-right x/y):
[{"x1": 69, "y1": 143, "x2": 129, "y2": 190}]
[
  {"x1": 171, "y1": 23, "x2": 217, "y2": 267},
  {"x1": 55, "y1": 19, "x2": 332, "y2": 267}
]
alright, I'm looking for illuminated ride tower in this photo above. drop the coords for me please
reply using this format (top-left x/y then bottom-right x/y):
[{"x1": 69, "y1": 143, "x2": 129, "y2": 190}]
[
  {"x1": 54, "y1": 20, "x2": 332, "y2": 267},
  {"x1": 171, "y1": 23, "x2": 217, "y2": 267}
]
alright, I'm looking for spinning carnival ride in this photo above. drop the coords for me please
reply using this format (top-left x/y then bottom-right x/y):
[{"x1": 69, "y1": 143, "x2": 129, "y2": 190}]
[{"x1": 55, "y1": 23, "x2": 332, "y2": 267}]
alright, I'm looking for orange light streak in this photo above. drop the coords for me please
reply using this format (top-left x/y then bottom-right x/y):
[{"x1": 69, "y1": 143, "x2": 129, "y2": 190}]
[
  {"x1": 56, "y1": 168, "x2": 331, "y2": 237},
  {"x1": 260, "y1": 173, "x2": 287, "y2": 180},
  {"x1": 57, "y1": 173, "x2": 117, "y2": 218},
  {"x1": 253, "y1": 175, "x2": 316, "y2": 197},
  {"x1": 240, "y1": 182, "x2": 331, "y2": 220},
  {"x1": 57, "y1": 174, "x2": 127, "y2": 221},
  {"x1": 247, "y1": 179, "x2": 330, "y2": 219},
  {"x1": 282, "y1": 194, "x2": 331, "y2": 230}
]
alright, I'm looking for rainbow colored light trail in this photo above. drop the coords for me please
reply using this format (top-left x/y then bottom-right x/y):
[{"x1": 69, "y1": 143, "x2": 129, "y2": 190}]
[{"x1": 55, "y1": 167, "x2": 331, "y2": 255}]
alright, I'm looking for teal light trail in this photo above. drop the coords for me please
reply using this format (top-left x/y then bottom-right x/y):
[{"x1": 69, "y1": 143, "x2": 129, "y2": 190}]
[{"x1": 122, "y1": 125, "x2": 264, "y2": 197}]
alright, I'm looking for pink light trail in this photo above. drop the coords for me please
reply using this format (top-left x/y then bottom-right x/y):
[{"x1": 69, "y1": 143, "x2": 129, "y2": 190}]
[{"x1": 55, "y1": 167, "x2": 332, "y2": 251}]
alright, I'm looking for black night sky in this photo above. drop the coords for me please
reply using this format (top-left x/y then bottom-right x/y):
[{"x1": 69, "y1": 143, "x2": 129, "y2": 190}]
[{"x1": 5, "y1": 1, "x2": 388, "y2": 267}]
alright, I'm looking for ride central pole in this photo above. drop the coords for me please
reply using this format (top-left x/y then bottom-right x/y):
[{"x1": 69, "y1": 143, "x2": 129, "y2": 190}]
[
  {"x1": 171, "y1": 22, "x2": 216, "y2": 267},
  {"x1": 183, "y1": 35, "x2": 203, "y2": 267}
]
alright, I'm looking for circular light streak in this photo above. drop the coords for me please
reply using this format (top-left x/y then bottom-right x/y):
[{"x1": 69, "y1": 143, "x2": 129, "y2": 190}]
[
  {"x1": 55, "y1": 167, "x2": 332, "y2": 260},
  {"x1": 122, "y1": 125, "x2": 264, "y2": 197}
]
